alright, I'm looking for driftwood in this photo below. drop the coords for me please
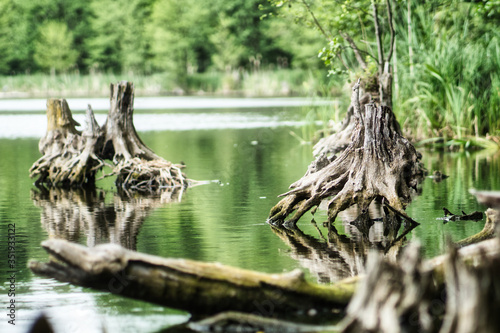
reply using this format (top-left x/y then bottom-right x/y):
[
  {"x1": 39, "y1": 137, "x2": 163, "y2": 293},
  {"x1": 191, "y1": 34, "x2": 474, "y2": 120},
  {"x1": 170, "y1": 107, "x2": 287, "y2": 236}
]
[
  {"x1": 29, "y1": 239, "x2": 356, "y2": 319},
  {"x1": 439, "y1": 207, "x2": 483, "y2": 223},
  {"x1": 29, "y1": 81, "x2": 187, "y2": 193},
  {"x1": 29, "y1": 233, "x2": 500, "y2": 323},
  {"x1": 455, "y1": 209, "x2": 499, "y2": 247},
  {"x1": 268, "y1": 80, "x2": 423, "y2": 227},
  {"x1": 341, "y1": 235, "x2": 500, "y2": 333}
]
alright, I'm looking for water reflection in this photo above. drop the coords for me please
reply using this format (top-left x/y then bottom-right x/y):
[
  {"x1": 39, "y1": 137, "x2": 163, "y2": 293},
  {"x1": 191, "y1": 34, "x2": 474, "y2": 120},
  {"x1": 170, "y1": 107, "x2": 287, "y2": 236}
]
[
  {"x1": 271, "y1": 203, "x2": 418, "y2": 284},
  {"x1": 31, "y1": 186, "x2": 183, "y2": 250}
]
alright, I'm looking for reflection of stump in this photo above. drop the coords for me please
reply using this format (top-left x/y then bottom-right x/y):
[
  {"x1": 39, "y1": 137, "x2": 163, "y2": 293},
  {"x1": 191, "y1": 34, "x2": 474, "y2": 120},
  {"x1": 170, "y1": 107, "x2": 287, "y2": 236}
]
[
  {"x1": 269, "y1": 80, "x2": 423, "y2": 227},
  {"x1": 29, "y1": 100, "x2": 104, "y2": 187},
  {"x1": 31, "y1": 186, "x2": 179, "y2": 250}
]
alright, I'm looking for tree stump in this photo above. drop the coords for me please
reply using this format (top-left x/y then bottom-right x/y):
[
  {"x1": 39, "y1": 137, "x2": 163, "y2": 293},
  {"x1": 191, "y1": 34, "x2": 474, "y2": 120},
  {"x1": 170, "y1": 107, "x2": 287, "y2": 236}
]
[
  {"x1": 268, "y1": 80, "x2": 423, "y2": 227},
  {"x1": 29, "y1": 81, "x2": 187, "y2": 193},
  {"x1": 101, "y1": 81, "x2": 187, "y2": 192},
  {"x1": 29, "y1": 100, "x2": 104, "y2": 187}
]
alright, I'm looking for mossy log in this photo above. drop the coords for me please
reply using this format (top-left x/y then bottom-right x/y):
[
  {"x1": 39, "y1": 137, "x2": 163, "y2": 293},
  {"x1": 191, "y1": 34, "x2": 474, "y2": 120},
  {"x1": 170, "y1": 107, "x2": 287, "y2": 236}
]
[
  {"x1": 29, "y1": 239, "x2": 356, "y2": 318},
  {"x1": 29, "y1": 235, "x2": 500, "y2": 324},
  {"x1": 29, "y1": 81, "x2": 187, "y2": 192},
  {"x1": 268, "y1": 80, "x2": 423, "y2": 227}
]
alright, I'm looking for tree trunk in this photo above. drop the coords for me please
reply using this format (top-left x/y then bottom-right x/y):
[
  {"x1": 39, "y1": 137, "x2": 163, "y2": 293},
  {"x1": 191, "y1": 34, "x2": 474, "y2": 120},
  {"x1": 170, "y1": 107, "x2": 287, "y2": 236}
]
[
  {"x1": 341, "y1": 235, "x2": 500, "y2": 333},
  {"x1": 28, "y1": 235, "x2": 500, "y2": 330},
  {"x1": 29, "y1": 239, "x2": 355, "y2": 318},
  {"x1": 268, "y1": 80, "x2": 423, "y2": 227},
  {"x1": 29, "y1": 81, "x2": 188, "y2": 193},
  {"x1": 29, "y1": 100, "x2": 104, "y2": 187}
]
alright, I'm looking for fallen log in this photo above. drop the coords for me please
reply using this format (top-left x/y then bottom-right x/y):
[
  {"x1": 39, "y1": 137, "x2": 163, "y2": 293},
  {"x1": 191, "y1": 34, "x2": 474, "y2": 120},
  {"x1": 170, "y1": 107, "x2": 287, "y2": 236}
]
[
  {"x1": 28, "y1": 234, "x2": 500, "y2": 324},
  {"x1": 29, "y1": 239, "x2": 356, "y2": 318},
  {"x1": 268, "y1": 79, "x2": 424, "y2": 227}
]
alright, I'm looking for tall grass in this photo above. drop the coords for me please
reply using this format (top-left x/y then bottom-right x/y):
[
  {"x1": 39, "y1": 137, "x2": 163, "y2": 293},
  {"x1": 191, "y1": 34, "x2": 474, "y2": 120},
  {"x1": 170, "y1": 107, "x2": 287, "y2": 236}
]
[
  {"x1": 0, "y1": 68, "x2": 337, "y2": 98},
  {"x1": 394, "y1": 1, "x2": 500, "y2": 146}
]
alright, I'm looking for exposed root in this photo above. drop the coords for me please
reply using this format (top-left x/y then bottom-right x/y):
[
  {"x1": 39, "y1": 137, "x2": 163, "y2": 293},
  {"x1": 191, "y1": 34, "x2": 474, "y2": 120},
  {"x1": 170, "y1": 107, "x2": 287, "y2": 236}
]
[
  {"x1": 29, "y1": 101, "x2": 106, "y2": 187},
  {"x1": 112, "y1": 158, "x2": 187, "y2": 192},
  {"x1": 268, "y1": 80, "x2": 423, "y2": 227}
]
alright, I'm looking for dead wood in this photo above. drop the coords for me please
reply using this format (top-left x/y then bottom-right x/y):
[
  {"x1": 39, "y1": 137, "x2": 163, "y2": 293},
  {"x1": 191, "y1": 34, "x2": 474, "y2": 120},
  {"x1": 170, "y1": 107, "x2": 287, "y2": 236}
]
[
  {"x1": 439, "y1": 238, "x2": 500, "y2": 333},
  {"x1": 268, "y1": 80, "x2": 423, "y2": 227},
  {"x1": 313, "y1": 92, "x2": 371, "y2": 158},
  {"x1": 29, "y1": 100, "x2": 105, "y2": 187},
  {"x1": 188, "y1": 311, "x2": 338, "y2": 332},
  {"x1": 29, "y1": 239, "x2": 355, "y2": 318},
  {"x1": 341, "y1": 236, "x2": 500, "y2": 333},
  {"x1": 439, "y1": 207, "x2": 483, "y2": 223},
  {"x1": 28, "y1": 236, "x2": 500, "y2": 331},
  {"x1": 29, "y1": 81, "x2": 188, "y2": 193},
  {"x1": 454, "y1": 209, "x2": 499, "y2": 247},
  {"x1": 340, "y1": 243, "x2": 438, "y2": 333}
]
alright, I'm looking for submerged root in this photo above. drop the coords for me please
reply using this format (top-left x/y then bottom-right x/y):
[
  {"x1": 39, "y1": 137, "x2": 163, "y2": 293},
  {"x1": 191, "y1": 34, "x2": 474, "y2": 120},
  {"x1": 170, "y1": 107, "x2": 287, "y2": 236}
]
[
  {"x1": 111, "y1": 158, "x2": 187, "y2": 192},
  {"x1": 268, "y1": 80, "x2": 423, "y2": 227}
]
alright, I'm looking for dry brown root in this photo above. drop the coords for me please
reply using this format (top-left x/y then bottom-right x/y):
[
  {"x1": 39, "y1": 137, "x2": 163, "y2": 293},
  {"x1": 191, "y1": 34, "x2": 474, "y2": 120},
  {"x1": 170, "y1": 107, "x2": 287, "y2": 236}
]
[
  {"x1": 100, "y1": 81, "x2": 188, "y2": 192},
  {"x1": 268, "y1": 80, "x2": 423, "y2": 228},
  {"x1": 29, "y1": 100, "x2": 105, "y2": 187},
  {"x1": 112, "y1": 158, "x2": 186, "y2": 192}
]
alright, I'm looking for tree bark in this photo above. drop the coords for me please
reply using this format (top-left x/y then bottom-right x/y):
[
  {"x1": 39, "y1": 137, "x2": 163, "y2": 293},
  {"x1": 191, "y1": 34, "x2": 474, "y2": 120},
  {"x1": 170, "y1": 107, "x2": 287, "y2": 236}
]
[
  {"x1": 29, "y1": 100, "x2": 104, "y2": 187},
  {"x1": 29, "y1": 81, "x2": 188, "y2": 193},
  {"x1": 29, "y1": 239, "x2": 356, "y2": 318},
  {"x1": 28, "y1": 236, "x2": 500, "y2": 330},
  {"x1": 268, "y1": 80, "x2": 423, "y2": 227}
]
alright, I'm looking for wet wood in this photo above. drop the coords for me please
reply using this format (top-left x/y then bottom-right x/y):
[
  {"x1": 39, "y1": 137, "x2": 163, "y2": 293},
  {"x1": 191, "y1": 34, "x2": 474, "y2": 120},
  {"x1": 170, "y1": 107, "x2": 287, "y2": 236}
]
[
  {"x1": 268, "y1": 79, "x2": 423, "y2": 227},
  {"x1": 341, "y1": 236, "x2": 500, "y2": 333},
  {"x1": 29, "y1": 101, "x2": 104, "y2": 187},
  {"x1": 29, "y1": 239, "x2": 355, "y2": 317},
  {"x1": 455, "y1": 209, "x2": 499, "y2": 247},
  {"x1": 188, "y1": 311, "x2": 338, "y2": 332},
  {"x1": 440, "y1": 207, "x2": 483, "y2": 223},
  {"x1": 29, "y1": 81, "x2": 187, "y2": 193}
]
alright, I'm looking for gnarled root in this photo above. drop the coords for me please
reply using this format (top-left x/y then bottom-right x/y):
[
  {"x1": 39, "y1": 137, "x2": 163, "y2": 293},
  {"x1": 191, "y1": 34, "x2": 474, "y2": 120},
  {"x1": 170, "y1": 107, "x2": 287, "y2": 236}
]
[
  {"x1": 268, "y1": 80, "x2": 423, "y2": 227},
  {"x1": 29, "y1": 100, "x2": 105, "y2": 187},
  {"x1": 112, "y1": 158, "x2": 186, "y2": 192}
]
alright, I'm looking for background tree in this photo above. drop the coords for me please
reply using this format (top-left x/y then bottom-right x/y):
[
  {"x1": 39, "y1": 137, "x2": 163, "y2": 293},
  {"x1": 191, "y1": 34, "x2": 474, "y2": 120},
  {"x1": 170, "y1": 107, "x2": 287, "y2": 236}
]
[{"x1": 34, "y1": 21, "x2": 78, "y2": 74}]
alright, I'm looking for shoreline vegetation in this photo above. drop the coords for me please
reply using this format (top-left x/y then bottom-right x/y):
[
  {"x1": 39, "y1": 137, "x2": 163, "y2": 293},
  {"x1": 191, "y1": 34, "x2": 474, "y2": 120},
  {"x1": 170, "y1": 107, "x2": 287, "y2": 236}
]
[
  {"x1": 0, "y1": 69, "x2": 339, "y2": 99},
  {"x1": 1, "y1": 68, "x2": 499, "y2": 152}
]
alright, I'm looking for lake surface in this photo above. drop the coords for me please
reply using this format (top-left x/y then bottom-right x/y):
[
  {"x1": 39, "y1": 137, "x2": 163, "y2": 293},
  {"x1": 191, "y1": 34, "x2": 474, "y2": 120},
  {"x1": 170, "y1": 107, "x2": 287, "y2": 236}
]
[{"x1": 0, "y1": 99, "x2": 499, "y2": 332}]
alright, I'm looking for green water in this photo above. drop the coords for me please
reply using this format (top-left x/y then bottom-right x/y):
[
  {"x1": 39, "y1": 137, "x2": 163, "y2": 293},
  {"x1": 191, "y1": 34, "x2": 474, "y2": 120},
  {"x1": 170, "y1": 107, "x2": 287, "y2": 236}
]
[{"x1": 0, "y1": 107, "x2": 499, "y2": 332}]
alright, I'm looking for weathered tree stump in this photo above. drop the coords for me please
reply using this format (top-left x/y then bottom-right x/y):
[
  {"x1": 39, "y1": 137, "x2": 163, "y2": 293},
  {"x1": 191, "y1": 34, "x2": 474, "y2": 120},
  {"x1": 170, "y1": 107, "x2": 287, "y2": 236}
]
[
  {"x1": 340, "y1": 236, "x2": 500, "y2": 333},
  {"x1": 268, "y1": 80, "x2": 423, "y2": 227},
  {"x1": 100, "y1": 82, "x2": 187, "y2": 191},
  {"x1": 313, "y1": 92, "x2": 371, "y2": 158},
  {"x1": 29, "y1": 81, "x2": 187, "y2": 193},
  {"x1": 29, "y1": 100, "x2": 104, "y2": 187}
]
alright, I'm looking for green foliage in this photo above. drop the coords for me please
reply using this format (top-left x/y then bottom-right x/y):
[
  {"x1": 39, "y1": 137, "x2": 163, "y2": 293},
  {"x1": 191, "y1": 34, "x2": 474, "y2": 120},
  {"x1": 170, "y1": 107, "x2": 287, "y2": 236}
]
[{"x1": 34, "y1": 21, "x2": 78, "y2": 73}]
